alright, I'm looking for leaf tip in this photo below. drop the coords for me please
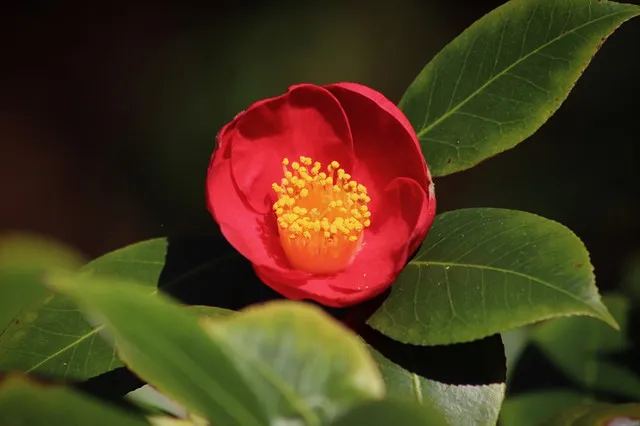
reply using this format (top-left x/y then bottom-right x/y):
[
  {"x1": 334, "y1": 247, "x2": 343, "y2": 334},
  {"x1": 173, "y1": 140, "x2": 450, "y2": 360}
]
[{"x1": 596, "y1": 308, "x2": 620, "y2": 331}]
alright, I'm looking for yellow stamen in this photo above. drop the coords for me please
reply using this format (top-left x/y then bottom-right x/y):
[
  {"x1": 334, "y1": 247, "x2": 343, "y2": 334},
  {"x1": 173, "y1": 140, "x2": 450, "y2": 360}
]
[{"x1": 271, "y1": 156, "x2": 371, "y2": 274}]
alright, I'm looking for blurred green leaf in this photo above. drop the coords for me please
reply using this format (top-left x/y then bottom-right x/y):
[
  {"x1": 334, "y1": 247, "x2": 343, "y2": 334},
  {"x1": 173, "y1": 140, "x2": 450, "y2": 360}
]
[
  {"x1": 370, "y1": 348, "x2": 504, "y2": 426},
  {"x1": 47, "y1": 272, "x2": 268, "y2": 426},
  {"x1": 330, "y1": 399, "x2": 449, "y2": 426},
  {"x1": 0, "y1": 239, "x2": 167, "y2": 379},
  {"x1": 0, "y1": 233, "x2": 84, "y2": 271},
  {"x1": 542, "y1": 402, "x2": 640, "y2": 426},
  {"x1": 0, "y1": 233, "x2": 84, "y2": 331},
  {"x1": 368, "y1": 208, "x2": 615, "y2": 346},
  {"x1": 148, "y1": 416, "x2": 207, "y2": 426},
  {"x1": 202, "y1": 301, "x2": 384, "y2": 425},
  {"x1": 500, "y1": 390, "x2": 592, "y2": 426},
  {"x1": 621, "y1": 251, "x2": 640, "y2": 302},
  {"x1": 127, "y1": 384, "x2": 189, "y2": 418},
  {"x1": 502, "y1": 327, "x2": 532, "y2": 381},
  {"x1": 188, "y1": 305, "x2": 234, "y2": 319},
  {"x1": 400, "y1": 0, "x2": 640, "y2": 176},
  {"x1": 532, "y1": 294, "x2": 640, "y2": 399},
  {"x1": 0, "y1": 373, "x2": 149, "y2": 425}
]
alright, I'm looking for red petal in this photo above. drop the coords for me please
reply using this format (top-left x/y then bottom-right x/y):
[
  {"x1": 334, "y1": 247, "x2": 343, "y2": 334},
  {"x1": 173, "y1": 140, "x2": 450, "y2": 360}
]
[
  {"x1": 207, "y1": 156, "x2": 289, "y2": 269},
  {"x1": 325, "y1": 82, "x2": 435, "y2": 252},
  {"x1": 229, "y1": 84, "x2": 354, "y2": 213},
  {"x1": 253, "y1": 177, "x2": 428, "y2": 307}
]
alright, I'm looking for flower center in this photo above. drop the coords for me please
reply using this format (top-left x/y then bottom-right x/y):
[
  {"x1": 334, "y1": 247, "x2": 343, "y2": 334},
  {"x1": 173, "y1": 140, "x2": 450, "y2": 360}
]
[{"x1": 271, "y1": 156, "x2": 371, "y2": 274}]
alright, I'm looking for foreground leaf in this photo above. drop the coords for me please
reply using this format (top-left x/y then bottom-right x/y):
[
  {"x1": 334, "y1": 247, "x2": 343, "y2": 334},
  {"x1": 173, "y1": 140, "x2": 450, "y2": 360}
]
[
  {"x1": 202, "y1": 301, "x2": 384, "y2": 425},
  {"x1": 189, "y1": 305, "x2": 234, "y2": 320},
  {"x1": 399, "y1": 0, "x2": 640, "y2": 176},
  {"x1": 47, "y1": 272, "x2": 268, "y2": 426},
  {"x1": 330, "y1": 399, "x2": 448, "y2": 426},
  {"x1": 501, "y1": 326, "x2": 533, "y2": 381},
  {"x1": 370, "y1": 348, "x2": 504, "y2": 426},
  {"x1": 0, "y1": 233, "x2": 83, "y2": 331},
  {"x1": 532, "y1": 294, "x2": 640, "y2": 399},
  {"x1": 0, "y1": 239, "x2": 166, "y2": 379},
  {"x1": 368, "y1": 208, "x2": 615, "y2": 346},
  {"x1": 0, "y1": 373, "x2": 148, "y2": 425}
]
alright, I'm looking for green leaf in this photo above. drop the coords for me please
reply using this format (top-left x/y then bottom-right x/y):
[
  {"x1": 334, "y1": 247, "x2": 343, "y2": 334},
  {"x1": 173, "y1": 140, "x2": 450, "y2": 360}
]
[
  {"x1": 0, "y1": 236, "x2": 271, "y2": 380},
  {"x1": 502, "y1": 327, "x2": 532, "y2": 382},
  {"x1": 188, "y1": 305, "x2": 235, "y2": 319},
  {"x1": 202, "y1": 301, "x2": 384, "y2": 426},
  {"x1": 399, "y1": 0, "x2": 640, "y2": 176},
  {"x1": 147, "y1": 416, "x2": 207, "y2": 426},
  {"x1": 621, "y1": 251, "x2": 640, "y2": 302},
  {"x1": 46, "y1": 271, "x2": 268, "y2": 426},
  {"x1": 368, "y1": 208, "x2": 615, "y2": 346},
  {"x1": 370, "y1": 348, "x2": 504, "y2": 426},
  {"x1": 542, "y1": 402, "x2": 640, "y2": 426},
  {"x1": 0, "y1": 239, "x2": 167, "y2": 379},
  {"x1": 127, "y1": 384, "x2": 189, "y2": 418},
  {"x1": 0, "y1": 373, "x2": 149, "y2": 425},
  {"x1": 500, "y1": 391, "x2": 592, "y2": 426},
  {"x1": 0, "y1": 233, "x2": 84, "y2": 331},
  {"x1": 330, "y1": 399, "x2": 449, "y2": 426},
  {"x1": 531, "y1": 294, "x2": 640, "y2": 399}
]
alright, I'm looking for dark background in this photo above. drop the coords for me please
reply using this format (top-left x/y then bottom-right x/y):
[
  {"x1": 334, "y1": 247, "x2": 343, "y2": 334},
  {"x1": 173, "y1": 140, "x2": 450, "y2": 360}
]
[{"x1": 1, "y1": 1, "x2": 638, "y2": 301}]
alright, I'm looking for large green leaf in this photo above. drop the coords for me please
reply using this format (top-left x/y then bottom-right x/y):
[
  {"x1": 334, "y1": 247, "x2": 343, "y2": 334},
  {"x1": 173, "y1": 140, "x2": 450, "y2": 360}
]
[
  {"x1": 0, "y1": 239, "x2": 167, "y2": 379},
  {"x1": 368, "y1": 208, "x2": 615, "y2": 346},
  {"x1": 399, "y1": 0, "x2": 640, "y2": 176},
  {"x1": 330, "y1": 399, "x2": 448, "y2": 426},
  {"x1": 370, "y1": 348, "x2": 504, "y2": 426},
  {"x1": 46, "y1": 272, "x2": 268, "y2": 426},
  {"x1": 0, "y1": 373, "x2": 149, "y2": 425},
  {"x1": 202, "y1": 301, "x2": 384, "y2": 425},
  {"x1": 531, "y1": 294, "x2": 640, "y2": 399}
]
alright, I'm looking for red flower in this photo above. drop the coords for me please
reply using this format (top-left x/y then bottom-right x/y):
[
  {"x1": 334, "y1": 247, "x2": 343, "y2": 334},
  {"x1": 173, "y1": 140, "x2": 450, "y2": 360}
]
[{"x1": 206, "y1": 83, "x2": 436, "y2": 307}]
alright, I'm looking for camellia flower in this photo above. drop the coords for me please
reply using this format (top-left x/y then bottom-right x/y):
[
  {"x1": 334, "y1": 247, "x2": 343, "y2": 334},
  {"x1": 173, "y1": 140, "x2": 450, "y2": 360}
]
[{"x1": 206, "y1": 83, "x2": 436, "y2": 307}]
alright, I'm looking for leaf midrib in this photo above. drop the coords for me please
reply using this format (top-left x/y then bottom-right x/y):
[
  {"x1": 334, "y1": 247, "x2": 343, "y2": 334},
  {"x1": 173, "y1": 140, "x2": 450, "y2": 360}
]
[
  {"x1": 410, "y1": 259, "x2": 595, "y2": 313},
  {"x1": 415, "y1": 9, "x2": 632, "y2": 139}
]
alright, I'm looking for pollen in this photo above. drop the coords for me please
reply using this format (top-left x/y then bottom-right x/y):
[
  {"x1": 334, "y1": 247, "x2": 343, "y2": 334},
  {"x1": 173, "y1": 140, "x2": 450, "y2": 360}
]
[{"x1": 271, "y1": 156, "x2": 371, "y2": 274}]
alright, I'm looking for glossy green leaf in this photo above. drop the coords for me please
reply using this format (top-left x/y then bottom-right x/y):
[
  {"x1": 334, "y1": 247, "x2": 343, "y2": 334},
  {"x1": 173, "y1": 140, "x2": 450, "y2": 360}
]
[
  {"x1": 0, "y1": 239, "x2": 167, "y2": 379},
  {"x1": 368, "y1": 208, "x2": 615, "y2": 346},
  {"x1": 500, "y1": 391, "x2": 592, "y2": 426},
  {"x1": 542, "y1": 403, "x2": 640, "y2": 426},
  {"x1": 202, "y1": 301, "x2": 384, "y2": 425},
  {"x1": 370, "y1": 348, "x2": 504, "y2": 426},
  {"x1": 47, "y1": 272, "x2": 268, "y2": 426},
  {"x1": 532, "y1": 294, "x2": 640, "y2": 399},
  {"x1": 400, "y1": 0, "x2": 640, "y2": 176},
  {"x1": 330, "y1": 399, "x2": 448, "y2": 426},
  {"x1": 0, "y1": 373, "x2": 149, "y2": 425}
]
